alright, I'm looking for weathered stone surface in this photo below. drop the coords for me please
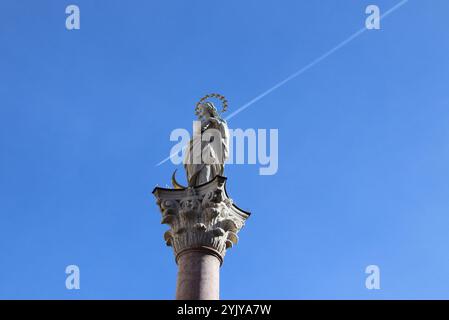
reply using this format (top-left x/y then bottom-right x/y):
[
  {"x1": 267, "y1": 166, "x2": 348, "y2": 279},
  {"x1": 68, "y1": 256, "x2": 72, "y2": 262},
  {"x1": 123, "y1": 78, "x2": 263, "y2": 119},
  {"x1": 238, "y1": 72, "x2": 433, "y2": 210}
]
[
  {"x1": 175, "y1": 250, "x2": 221, "y2": 300},
  {"x1": 153, "y1": 176, "x2": 250, "y2": 263}
]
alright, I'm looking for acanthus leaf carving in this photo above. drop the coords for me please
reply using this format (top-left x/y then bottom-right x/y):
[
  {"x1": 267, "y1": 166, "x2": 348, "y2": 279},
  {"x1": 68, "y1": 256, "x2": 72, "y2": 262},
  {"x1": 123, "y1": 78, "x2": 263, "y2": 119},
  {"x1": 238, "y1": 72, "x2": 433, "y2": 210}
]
[{"x1": 153, "y1": 176, "x2": 249, "y2": 263}]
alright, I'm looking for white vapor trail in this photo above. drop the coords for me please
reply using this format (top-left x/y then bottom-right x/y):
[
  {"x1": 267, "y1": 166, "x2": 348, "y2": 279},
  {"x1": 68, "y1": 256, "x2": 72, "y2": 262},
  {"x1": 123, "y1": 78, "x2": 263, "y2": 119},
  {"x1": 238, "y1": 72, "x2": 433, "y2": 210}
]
[
  {"x1": 156, "y1": 0, "x2": 409, "y2": 166},
  {"x1": 225, "y1": 0, "x2": 409, "y2": 120}
]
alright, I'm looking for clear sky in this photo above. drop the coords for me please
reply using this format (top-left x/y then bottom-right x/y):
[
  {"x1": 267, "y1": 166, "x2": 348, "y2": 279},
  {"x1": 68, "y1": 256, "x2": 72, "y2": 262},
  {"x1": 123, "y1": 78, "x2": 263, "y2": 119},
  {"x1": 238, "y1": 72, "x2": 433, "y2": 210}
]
[{"x1": 1, "y1": 0, "x2": 449, "y2": 299}]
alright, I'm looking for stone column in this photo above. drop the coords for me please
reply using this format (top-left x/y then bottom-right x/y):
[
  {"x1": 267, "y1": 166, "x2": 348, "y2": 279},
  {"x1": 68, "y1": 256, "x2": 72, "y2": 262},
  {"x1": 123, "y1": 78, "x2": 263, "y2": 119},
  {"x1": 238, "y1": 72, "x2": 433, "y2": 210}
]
[
  {"x1": 176, "y1": 249, "x2": 221, "y2": 300},
  {"x1": 153, "y1": 176, "x2": 250, "y2": 300}
]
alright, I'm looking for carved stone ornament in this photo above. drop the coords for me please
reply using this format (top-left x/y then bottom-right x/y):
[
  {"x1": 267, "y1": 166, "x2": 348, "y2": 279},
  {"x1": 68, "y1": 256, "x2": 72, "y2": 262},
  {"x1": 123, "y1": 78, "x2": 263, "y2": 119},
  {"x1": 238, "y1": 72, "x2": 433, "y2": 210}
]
[{"x1": 152, "y1": 176, "x2": 250, "y2": 264}]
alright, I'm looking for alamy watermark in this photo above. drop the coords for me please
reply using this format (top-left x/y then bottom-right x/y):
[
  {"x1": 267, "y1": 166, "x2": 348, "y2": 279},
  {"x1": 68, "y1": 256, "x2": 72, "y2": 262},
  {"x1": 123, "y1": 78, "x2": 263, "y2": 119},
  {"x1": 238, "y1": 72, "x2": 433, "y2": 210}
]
[
  {"x1": 365, "y1": 265, "x2": 381, "y2": 290},
  {"x1": 365, "y1": 5, "x2": 381, "y2": 30},
  {"x1": 65, "y1": 264, "x2": 80, "y2": 290},
  {"x1": 169, "y1": 121, "x2": 278, "y2": 176},
  {"x1": 65, "y1": 5, "x2": 80, "y2": 30}
]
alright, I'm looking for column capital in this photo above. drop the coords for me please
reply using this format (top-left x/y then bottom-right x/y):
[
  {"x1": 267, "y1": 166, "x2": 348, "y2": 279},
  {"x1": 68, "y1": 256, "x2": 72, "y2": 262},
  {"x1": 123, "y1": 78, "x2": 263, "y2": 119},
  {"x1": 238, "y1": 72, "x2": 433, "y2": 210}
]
[{"x1": 152, "y1": 176, "x2": 250, "y2": 264}]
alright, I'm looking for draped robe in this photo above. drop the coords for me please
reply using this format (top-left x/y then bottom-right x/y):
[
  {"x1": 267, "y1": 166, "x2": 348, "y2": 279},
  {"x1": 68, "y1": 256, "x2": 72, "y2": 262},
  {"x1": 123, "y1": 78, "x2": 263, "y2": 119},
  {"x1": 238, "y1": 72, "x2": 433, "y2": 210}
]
[{"x1": 184, "y1": 117, "x2": 229, "y2": 186}]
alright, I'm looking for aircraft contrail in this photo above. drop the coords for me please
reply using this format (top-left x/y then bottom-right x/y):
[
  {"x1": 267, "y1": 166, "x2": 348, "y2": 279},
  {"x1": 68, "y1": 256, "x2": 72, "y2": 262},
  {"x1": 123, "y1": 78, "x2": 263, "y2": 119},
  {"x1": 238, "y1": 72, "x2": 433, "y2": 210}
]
[
  {"x1": 225, "y1": 0, "x2": 409, "y2": 121},
  {"x1": 157, "y1": 0, "x2": 409, "y2": 166}
]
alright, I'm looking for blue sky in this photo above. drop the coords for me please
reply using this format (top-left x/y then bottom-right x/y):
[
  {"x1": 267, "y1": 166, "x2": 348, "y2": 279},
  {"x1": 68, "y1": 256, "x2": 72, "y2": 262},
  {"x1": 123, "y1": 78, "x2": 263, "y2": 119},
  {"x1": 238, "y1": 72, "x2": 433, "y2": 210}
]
[{"x1": 1, "y1": 0, "x2": 449, "y2": 299}]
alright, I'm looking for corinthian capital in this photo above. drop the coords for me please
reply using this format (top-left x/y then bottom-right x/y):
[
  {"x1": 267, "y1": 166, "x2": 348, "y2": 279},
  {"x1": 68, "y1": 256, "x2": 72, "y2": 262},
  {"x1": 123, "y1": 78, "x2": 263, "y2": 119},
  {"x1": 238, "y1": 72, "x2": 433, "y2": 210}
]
[{"x1": 152, "y1": 176, "x2": 250, "y2": 264}]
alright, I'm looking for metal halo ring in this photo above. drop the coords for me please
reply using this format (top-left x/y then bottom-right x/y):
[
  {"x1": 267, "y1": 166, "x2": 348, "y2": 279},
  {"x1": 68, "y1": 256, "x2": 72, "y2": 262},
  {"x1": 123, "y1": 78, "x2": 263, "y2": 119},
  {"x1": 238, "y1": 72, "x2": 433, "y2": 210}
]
[{"x1": 195, "y1": 93, "x2": 228, "y2": 116}]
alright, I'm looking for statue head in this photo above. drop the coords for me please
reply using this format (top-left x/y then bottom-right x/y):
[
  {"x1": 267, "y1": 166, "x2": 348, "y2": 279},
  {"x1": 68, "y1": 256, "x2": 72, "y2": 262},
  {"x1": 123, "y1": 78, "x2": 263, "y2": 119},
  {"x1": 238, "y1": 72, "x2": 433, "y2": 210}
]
[
  {"x1": 195, "y1": 93, "x2": 228, "y2": 120},
  {"x1": 199, "y1": 102, "x2": 219, "y2": 120}
]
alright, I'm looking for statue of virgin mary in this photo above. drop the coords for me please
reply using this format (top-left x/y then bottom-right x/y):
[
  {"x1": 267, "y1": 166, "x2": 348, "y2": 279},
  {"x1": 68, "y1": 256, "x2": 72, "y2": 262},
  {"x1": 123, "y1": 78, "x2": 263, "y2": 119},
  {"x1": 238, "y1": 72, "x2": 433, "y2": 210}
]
[{"x1": 183, "y1": 101, "x2": 229, "y2": 186}]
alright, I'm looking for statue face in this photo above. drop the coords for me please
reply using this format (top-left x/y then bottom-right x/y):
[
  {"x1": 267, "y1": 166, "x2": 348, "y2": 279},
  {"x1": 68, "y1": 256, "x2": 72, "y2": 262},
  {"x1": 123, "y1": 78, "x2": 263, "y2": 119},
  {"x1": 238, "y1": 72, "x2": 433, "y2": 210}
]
[{"x1": 200, "y1": 107, "x2": 212, "y2": 120}]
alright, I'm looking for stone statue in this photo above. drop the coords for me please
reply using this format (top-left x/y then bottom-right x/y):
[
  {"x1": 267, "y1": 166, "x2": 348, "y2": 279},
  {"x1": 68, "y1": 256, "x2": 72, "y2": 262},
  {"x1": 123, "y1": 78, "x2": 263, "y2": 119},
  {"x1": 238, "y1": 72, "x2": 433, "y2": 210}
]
[
  {"x1": 153, "y1": 93, "x2": 250, "y2": 300},
  {"x1": 172, "y1": 94, "x2": 229, "y2": 188}
]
